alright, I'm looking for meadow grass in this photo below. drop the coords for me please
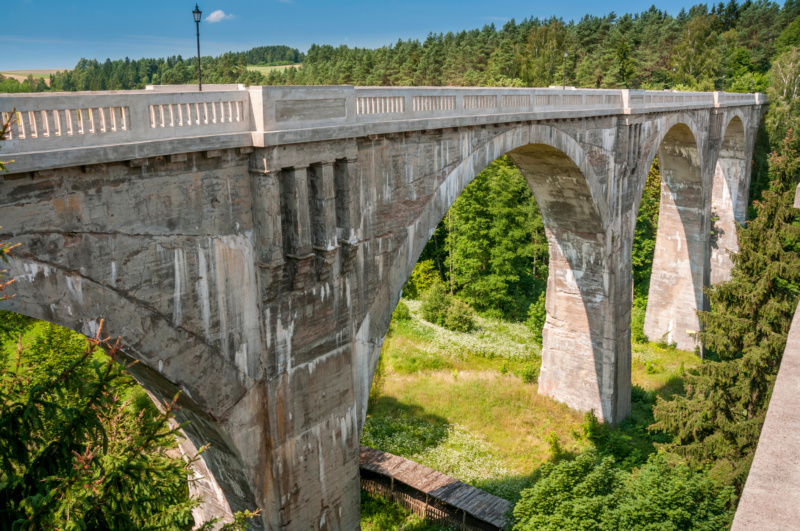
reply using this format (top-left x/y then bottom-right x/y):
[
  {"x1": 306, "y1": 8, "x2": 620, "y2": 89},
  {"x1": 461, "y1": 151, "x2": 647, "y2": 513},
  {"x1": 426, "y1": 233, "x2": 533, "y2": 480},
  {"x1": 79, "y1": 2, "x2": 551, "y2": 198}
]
[{"x1": 362, "y1": 297, "x2": 704, "y2": 510}]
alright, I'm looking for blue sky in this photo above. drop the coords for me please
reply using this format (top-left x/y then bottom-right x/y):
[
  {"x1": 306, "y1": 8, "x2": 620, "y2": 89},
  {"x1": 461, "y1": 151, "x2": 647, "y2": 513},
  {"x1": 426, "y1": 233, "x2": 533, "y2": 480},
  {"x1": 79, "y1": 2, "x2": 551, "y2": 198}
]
[{"x1": 3, "y1": 0, "x2": 699, "y2": 71}]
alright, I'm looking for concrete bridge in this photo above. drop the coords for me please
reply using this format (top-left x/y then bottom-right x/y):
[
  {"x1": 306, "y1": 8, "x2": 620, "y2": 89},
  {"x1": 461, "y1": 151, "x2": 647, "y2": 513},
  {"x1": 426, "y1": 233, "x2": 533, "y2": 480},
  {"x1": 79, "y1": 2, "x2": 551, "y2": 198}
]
[{"x1": 0, "y1": 85, "x2": 764, "y2": 530}]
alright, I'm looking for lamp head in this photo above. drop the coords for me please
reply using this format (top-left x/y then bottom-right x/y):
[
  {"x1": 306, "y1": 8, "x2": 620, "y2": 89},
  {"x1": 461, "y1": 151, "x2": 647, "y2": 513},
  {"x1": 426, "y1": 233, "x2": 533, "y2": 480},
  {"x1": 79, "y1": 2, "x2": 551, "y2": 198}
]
[{"x1": 193, "y1": 4, "x2": 202, "y2": 23}]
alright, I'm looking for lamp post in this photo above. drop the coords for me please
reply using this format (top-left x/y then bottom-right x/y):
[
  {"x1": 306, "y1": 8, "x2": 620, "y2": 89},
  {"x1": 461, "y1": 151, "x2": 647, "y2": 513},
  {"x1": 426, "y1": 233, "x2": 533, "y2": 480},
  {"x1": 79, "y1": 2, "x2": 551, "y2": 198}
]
[
  {"x1": 193, "y1": 4, "x2": 202, "y2": 91},
  {"x1": 563, "y1": 50, "x2": 568, "y2": 90},
  {"x1": 672, "y1": 67, "x2": 676, "y2": 89}
]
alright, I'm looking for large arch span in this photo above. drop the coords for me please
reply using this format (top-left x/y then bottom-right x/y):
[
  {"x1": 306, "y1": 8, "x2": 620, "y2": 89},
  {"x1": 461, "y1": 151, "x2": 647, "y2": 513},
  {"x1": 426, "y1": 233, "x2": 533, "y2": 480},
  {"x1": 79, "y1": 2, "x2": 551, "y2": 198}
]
[{"x1": 0, "y1": 86, "x2": 765, "y2": 530}]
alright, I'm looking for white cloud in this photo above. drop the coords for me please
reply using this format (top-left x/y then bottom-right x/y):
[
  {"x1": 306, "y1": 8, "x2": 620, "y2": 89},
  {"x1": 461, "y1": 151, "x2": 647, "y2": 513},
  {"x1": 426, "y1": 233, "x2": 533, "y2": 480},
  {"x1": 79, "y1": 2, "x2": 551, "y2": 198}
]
[{"x1": 205, "y1": 10, "x2": 234, "y2": 23}]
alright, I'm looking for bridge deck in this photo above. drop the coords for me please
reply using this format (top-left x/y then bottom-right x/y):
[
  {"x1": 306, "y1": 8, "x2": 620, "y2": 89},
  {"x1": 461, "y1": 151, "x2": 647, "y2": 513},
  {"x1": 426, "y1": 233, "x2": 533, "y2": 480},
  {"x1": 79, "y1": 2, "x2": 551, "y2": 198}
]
[
  {"x1": 0, "y1": 85, "x2": 764, "y2": 174},
  {"x1": 359, "y1": 445, "x2": 510, "y2": 529}
]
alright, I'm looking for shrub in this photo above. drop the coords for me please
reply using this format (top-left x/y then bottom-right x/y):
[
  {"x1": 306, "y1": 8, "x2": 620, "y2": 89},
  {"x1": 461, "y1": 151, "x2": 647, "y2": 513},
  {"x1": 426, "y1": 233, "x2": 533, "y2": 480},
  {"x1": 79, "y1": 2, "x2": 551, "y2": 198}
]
[
  {"x1": 403, "y1": 260, "x2": 440, "y2": 299},
  {"x1": 512, "y1": 450, "x2": 734, "y2": 531},
  {"x1": 514, "y1": 363, "x2": 540, "y2": 383},
  {"x1": 421, "y1": 281, "x2": 452, "y2": 326},
  {"x1": 525, "y1": 292, "x2": 547, "y2": 343},
  {"x1": 443, "y1": 299, "x2": 476, "y2": 332},
  {"x1": 631, "y1": 307, "x2": 648, "y2": 343},
  {"x1": 392, "y1": 299, "x2": 412, "y2": 321}
]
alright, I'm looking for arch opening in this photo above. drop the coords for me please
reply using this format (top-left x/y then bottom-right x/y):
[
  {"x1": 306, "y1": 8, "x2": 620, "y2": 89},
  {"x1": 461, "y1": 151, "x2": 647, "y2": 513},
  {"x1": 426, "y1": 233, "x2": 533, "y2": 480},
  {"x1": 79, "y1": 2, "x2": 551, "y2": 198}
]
[
  {"x1": 710, "y1": 115, "x2": 747, "y2": 284},
  {"x1": 364, "y1": 125, "x2": 629, "y2": 435},
  {"x1": 643, "y1": 122, "x2": 706, "y2": 351}
]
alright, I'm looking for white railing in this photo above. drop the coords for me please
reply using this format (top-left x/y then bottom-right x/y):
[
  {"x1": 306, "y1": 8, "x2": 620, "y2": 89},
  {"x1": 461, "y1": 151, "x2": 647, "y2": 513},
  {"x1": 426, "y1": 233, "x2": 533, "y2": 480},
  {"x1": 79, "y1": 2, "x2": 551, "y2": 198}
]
[
  {"x1": 0, "y1": 85, "x2": 764, "y2": 173},
  {"x1": 0, "y1": 87, "x2": 251, "y2": 155}
]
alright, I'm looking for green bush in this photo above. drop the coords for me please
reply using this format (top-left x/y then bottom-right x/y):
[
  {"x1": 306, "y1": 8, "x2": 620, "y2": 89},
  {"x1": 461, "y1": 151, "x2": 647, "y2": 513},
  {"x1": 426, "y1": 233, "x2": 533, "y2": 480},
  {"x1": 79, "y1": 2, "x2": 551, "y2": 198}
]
[
  {"x1": 403, "y1": 260, "x2": 440, "y2": 299},
  {"x1": 392, "y1": 300, "x2": 412, "y2": 321},
  {"x1": 631, "y1": 307, "x2": 647, "y2": 343},
  {"x1": 512, "y1": 450, "x2": 734, "y2": 531},
  {"x1": 421, "y1": 281, "x2": 452, "y2": 326},
  {"x1": 514, "y1": 363, "x2": 540, "y2": 384},
  {"x1": 525, "y1": 292, "x2": 546, "y2": 344},
  {"x1": 443, "y1": 299, "x2": 476, "y2": 332}
]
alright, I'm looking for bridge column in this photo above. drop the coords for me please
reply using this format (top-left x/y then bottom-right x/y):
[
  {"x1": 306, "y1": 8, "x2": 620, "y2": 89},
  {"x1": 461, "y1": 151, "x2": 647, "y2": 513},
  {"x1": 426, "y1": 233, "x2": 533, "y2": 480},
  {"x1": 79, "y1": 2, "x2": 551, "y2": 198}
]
[
  {"x1": 309, "y1": 161, "x2": 340, "y2": 282},
  {"x1": 539, "y1": 226, "x2": 632, "y2": 423},
  {"x1": 283, "y1": 165, "x2": 315, "y2": 290},
  {"x1": 508, "y1": 143, "x2": 630, "y2": 423},
  {"x1": 250, "y1": 168, "x2": 285, "y2": 301},
  {"x1": 644, "y1": 124, "x2": 706, "y2": 351}
]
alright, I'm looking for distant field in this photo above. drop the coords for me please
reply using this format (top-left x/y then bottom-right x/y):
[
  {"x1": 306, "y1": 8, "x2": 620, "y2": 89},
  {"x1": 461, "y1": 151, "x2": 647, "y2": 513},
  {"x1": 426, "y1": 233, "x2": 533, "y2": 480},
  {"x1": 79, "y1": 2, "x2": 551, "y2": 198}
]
[
  {"x1": 1, "y1": 69, "x2": 71, "y2": 86},
  {"x1": 247, "y1": 64, "x2": 302, "y2": 75}
]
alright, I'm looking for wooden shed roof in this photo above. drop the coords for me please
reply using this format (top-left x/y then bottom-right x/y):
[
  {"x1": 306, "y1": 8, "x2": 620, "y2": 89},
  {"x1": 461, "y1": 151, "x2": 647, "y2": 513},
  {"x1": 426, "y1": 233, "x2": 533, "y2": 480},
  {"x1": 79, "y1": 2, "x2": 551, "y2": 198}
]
[{"x1": 359, "y1": 445, "x2": 511, "y2": 529}]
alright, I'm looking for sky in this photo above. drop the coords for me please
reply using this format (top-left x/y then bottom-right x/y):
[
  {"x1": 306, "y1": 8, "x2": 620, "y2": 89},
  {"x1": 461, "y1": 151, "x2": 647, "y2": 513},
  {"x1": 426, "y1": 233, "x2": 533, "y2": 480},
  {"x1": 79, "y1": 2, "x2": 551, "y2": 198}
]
[{"x1": 3, "y1": 0, "x2": 701, "y2": 71}]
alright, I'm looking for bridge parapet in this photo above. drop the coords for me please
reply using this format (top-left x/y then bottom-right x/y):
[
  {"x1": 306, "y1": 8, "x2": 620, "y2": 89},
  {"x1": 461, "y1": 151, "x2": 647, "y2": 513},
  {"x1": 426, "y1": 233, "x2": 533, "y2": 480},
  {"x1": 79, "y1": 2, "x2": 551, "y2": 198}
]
[{"x1": 0, "y1": 85, "x2": 764, "y2": 174}]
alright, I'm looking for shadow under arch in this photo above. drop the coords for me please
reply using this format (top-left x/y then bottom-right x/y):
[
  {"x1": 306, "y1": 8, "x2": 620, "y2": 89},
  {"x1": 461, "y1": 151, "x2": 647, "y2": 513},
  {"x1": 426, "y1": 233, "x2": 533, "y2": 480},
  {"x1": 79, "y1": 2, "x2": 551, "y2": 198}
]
[
  {"x1": 0, "y1": 260, "x2": 264, "y2": 529},
  {"x1": 710, "y1": 114, "x2": 747, "y2": 285},
  {"x1": 642, "y1": 121, "x2": 707, "y2": 351},
  {"x1": 359, "y1": 123, "x2": 632, "y2": 427}
]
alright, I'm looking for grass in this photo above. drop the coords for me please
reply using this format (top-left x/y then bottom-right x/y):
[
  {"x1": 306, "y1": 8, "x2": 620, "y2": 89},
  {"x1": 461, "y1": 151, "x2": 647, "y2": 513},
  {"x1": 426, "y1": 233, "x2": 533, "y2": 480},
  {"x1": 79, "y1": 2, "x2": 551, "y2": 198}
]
[
  {"x1": 246, "y1": 64, "x2": 302, "y2": 74},
  {"x1": 362, "y1": 297, "x2": 704, "y2": 514}
]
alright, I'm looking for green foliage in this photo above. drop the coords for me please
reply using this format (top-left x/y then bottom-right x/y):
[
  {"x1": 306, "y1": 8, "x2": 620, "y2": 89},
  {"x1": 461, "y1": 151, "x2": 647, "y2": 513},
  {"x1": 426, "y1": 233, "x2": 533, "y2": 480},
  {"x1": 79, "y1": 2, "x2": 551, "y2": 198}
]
[
  {"x1": 0, "y1": 320, "x2": 259, "y2": 531},
  {"x1": 446, "y1": 156, "x2": 547, "y2": 321},
  {"x1": 525, "y1": 292, "x2": 547, "y2": 344},
  {"x1": 521, "y1": 19, "x2": 572, "y2": 87},
  {"x1": 443, "y1": 299, "x2": 476, "y2": 333},
  {"x1": 727, "y1": 71, "x2": 769, "y2": 93},
  {"x1": 631, "y1": 308, "x2": 648, "y2": 343},
  {"x1": 512, "y1": 450, "x2": 734, "y2": 531},
  {"x1": 513, "y1": 363, "x2": 540, "y2": 384},
  {"x1": 766, "y1": 47, "x2": 800, "y2": 144},
  {"x1": 0, "y1": 322, "x2": 197, "y2": 530},
  {"x1": 420, "y1": 281, "x2": 452, "y2": 326},
  {"x1": 392, "y1": 300, "x2": 412, "y2": 322},
  {"x1": 420, "y1": 284, "x2": 476, "y2": 333},
  {"x1": 403, "y1": 260, "x2": 439, "y2": 299}
]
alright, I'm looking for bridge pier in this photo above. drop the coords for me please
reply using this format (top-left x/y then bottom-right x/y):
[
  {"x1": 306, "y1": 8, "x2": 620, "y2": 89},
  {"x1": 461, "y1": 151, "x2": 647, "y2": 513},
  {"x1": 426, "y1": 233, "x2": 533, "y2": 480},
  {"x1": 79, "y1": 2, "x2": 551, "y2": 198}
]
[{"x1": 644, "y1": 123, "x2": 707, "y2": 351}]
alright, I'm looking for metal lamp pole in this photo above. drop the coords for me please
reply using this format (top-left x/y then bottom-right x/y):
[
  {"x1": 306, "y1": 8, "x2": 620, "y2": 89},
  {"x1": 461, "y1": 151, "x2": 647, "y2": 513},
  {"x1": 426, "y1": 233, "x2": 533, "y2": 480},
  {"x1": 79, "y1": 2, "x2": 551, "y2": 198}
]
[
  {"x1": 563, "y1": 50, "x2": 568, "y2": 90},
  {"x1": 193, "y1": 4, "x2": 202, "y2": 91},
  {"x1": 672, "y1": 67, "x2": 676, "y2": 89}
]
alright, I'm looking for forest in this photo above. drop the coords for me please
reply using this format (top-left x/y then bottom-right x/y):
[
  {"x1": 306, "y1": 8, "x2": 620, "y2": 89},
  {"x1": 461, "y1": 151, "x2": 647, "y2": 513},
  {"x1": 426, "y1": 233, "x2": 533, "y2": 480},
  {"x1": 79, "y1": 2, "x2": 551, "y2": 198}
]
[{"x1": 2, "y1": 1, "x2": 800, "y2": 529}]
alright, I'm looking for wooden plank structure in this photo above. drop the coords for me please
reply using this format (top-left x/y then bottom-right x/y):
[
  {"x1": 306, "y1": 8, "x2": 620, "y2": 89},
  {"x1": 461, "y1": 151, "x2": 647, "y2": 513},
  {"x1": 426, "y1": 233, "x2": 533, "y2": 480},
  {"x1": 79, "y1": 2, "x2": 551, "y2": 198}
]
[{"x1": 359, "y1": 445, "x2": 511, "y2": 530}]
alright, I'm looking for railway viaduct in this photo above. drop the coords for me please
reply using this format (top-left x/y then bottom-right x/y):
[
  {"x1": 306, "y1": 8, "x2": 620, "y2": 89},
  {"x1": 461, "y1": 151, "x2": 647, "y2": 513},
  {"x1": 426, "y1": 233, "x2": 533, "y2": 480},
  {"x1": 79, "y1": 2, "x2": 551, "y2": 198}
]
[{"x1": 0, "y1": 85, "x2": 764, "y2": 529}]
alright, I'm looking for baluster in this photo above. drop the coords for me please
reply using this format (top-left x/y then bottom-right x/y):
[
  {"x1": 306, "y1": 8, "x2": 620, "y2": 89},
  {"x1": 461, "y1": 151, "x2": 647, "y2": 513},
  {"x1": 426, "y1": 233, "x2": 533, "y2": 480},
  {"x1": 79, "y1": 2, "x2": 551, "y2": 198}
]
[
  {"x1": 53, "y1": 110, "x2": 63, "y2": 136},
  {"x1": 27, "y1": 111, "x2": 38, "y2": 138}
]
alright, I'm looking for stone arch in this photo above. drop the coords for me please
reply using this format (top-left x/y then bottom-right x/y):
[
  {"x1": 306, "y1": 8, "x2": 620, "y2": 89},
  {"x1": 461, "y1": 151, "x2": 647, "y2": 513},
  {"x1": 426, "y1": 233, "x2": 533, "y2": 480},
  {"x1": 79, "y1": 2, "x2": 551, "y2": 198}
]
[
  {"x1": 710, "y1": 114, "x2": 747, "y2": 284},
  {"x1": 642, "y1": 121, "x2": 707, "y2": 350},
  {"x1": 0, "y1": 253, "x2": 265, "y2": 529},
  {"x1": 360, "y1": 123, "x2": 631, "y2": 425}
]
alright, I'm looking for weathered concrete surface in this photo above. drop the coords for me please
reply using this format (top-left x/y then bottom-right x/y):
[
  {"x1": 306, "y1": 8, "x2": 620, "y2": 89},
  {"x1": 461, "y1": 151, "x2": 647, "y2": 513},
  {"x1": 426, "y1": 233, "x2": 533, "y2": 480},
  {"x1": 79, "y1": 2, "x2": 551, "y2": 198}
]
[
  {"x1": 731, "y1": 302, "x2": 800, "y2": 530},
  {"x1": 0, "y1": 87, "x2": 765, "y2": 530}
]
